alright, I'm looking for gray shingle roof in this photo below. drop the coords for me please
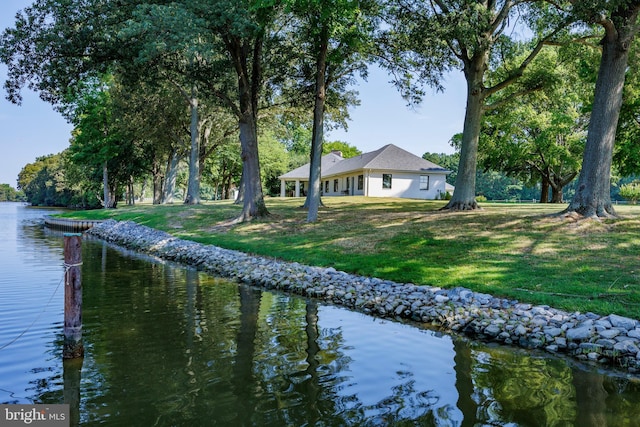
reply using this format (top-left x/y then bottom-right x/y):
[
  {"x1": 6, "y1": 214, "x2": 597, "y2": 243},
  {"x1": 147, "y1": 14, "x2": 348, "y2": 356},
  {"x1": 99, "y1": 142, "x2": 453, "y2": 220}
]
[
  {"x1": 279, "y1": 144, "x2": 449, "y2": 180},
  {"x1": 278, "y1": 151, "x2": 344, "y2": 179}
]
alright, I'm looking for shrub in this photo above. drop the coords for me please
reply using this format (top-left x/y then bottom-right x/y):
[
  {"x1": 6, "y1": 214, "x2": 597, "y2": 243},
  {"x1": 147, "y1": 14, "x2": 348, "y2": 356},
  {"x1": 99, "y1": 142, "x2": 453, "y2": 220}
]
[{"x1": 619, "y1": 181, "x2": 640, "y2": 204}]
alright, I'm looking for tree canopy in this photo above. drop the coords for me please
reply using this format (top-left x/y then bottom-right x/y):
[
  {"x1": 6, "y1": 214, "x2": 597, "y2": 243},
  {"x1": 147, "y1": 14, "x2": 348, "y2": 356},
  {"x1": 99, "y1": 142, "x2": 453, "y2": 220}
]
[
  {"x1": 3, "y1": 0, "x2": 640, "y2": 221},
  {"x1": 381, "y1": 0, "x2": 573, "y2": 210}
]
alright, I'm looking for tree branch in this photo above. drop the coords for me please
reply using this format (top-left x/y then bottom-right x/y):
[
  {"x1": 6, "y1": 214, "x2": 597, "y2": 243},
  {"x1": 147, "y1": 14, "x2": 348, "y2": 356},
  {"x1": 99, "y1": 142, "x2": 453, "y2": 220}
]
[{"x1": 484, "y1": 20, "x2": 568, "y2": 99}]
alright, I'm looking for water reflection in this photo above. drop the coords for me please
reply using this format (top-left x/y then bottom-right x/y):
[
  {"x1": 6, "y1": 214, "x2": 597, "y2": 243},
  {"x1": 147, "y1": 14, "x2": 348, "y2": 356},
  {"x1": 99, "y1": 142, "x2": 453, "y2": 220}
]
[{"x1": 2, "y1": 204, "x2": 640, "y2": 426}]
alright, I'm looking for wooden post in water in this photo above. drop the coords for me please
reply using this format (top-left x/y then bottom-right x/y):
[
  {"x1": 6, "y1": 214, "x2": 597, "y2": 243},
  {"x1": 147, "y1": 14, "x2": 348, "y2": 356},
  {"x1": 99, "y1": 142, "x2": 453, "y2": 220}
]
[{"x1": 63, "y1": 233, "x2": 84, "y2": 359}]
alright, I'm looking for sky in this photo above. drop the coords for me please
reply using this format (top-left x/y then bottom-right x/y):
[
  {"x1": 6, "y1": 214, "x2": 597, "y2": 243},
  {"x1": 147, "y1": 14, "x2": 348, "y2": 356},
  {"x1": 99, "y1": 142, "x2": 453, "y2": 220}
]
[{"x1": 0, "y1": 0, "x2": 464, "y2": 188}]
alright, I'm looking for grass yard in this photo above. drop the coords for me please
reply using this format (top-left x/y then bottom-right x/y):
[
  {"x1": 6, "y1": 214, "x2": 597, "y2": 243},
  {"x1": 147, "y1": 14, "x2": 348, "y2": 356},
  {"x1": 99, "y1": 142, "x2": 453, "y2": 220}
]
[{"x1": 61, "y1": 197, "x2": 640, "y2": 319}]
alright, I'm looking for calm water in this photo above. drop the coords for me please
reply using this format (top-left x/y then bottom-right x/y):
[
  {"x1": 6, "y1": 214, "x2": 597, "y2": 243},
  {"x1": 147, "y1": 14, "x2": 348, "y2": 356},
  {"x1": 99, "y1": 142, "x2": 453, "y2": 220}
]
[{"x1": 1, "y1": 202, "x2": 640, "y2": 426}]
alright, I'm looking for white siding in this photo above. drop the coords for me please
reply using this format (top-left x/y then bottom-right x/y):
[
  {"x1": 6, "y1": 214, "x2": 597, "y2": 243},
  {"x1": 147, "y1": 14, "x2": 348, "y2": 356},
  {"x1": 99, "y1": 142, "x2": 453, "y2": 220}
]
[
  {"x1": 366, "y1": 171, "x2": 447, "y2": 199},
  {"x1": 300, "y1": 171, "x2": 448, "y2": 199}
]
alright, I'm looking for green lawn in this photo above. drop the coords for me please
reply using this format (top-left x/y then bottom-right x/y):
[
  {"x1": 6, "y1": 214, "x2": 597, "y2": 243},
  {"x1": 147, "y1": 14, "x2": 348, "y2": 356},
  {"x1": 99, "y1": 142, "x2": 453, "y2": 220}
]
[{"x1": 61, "y1": 197, "x2": 640, "y2": 319}]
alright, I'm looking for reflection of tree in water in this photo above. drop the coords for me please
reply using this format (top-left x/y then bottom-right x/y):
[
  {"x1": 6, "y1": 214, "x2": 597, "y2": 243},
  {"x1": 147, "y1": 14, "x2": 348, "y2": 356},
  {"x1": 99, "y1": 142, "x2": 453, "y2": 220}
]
[
  {"x1": 250, "y1": 297, "x2": 450, "y2": 426},
  {"x1": 598, "y1": 375, "x2": 640, "y2": 426},
  {"x1": 572, "y1": 369, "x2": 606, "y2": 427},
  {"x1": 449, "y1": 336, "x2": 640, "y2": 427},
  {"x1": 231, "y1": 286, "x2": 262, "y2": 427},
  {"x1": 454, "y1": 339, "x2": 479, "y2": 427},
  {"x1": 346, "y1": 381, "x2": 444, "y2": 427},
  {"x1": 463, "y1": 341, "x2": 585, "y2": 427}
]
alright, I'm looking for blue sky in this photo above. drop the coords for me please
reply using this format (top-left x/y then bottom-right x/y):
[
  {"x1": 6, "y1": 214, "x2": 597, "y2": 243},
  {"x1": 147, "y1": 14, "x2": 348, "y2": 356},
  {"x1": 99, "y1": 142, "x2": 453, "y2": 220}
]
[{"x1": 0, "y1": 0, "x2": 463, "y2": 187}]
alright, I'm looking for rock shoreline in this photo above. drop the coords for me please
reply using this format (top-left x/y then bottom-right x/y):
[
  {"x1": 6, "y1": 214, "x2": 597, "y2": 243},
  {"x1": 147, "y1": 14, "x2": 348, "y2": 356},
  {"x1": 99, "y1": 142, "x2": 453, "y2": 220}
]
[{"x1": 88, "y1": 219, "x2": 640, "y2": 374}]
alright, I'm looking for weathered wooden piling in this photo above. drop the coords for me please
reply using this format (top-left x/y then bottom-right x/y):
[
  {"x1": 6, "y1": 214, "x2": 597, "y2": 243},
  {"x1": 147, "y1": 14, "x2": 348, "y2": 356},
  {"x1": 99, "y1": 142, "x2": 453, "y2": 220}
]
[{"x1": 63, "y1": 233, "x2": 84, "y2": 359}]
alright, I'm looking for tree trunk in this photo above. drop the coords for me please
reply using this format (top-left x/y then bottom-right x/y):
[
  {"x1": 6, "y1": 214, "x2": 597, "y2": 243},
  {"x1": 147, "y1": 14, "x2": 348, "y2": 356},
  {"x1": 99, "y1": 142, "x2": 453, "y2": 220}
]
[
  {"x1": 233, "y1": 40, "x2": 268, "y2": 219},
  {"x1": 102, "y1": 161, "x2": 110, "y2": 209},
  {"x1": 442, "y1": 63, "x2": 485, "y2": 211},
  {"x1": 540, "y1": 176, "x2": 550, "y2": 203},
  {"x1": 306, "y1": 33, "x2": 329, "y2": 223},
  {"x1": 198, "y1": 122, "x2": 212, "y2": 184},
  {"x1": 564, "y1": 5, "x2": 640, "y2": 218},
  {"x1": 107, "y1": 182, "x2": 118, "y2": 209},
  {"x1": 185, "y1": 87, "x2": 201, "y2": 205},
  {"x1": 234, "y1": 168, "x2": 245, "y2": 205},
  {"x1": 152, "y1": 159, "x2": 164, "y2": 205},
  {"x1": 550, "y1": 186, "x2": 563, "y2": 203},
  {"x1": 162, "y1": 147, "x2": 180, "y2": 204},
  {"x1": 238, "y1": 113, "x2": 268, "y2": 220},
  {"x1": 126, "y1": 176, "x2": 134, "y2": 205},
  {"x1": 139, "y1": 179, "x2": 147, "y2": 202}
]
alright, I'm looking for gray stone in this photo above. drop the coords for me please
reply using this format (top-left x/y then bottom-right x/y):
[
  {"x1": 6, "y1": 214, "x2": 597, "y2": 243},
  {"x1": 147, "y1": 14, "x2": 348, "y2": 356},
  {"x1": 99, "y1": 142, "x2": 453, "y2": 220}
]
[
  {"x1": 628, "y1": 329, "x2": 640, "y2": 339},
  {"x1": 484, "y1": 324, "x2": 502, "y2": 337},
  {"x1": 434, "y1": 295, "x2": 449, "y2": 304},
  {"x1": 530, "y1": 316, "x2": 548, "y2": 327},
  {"x1": 566, "y1": 325, "x2": 594, "y2": 341},
  {"x1": 599, "y1": 329, "x2": 622, "y2": 339},
  {"x1": 609, "y1": 314, "x2": 637, "y2": 330},
  {"x1": 588, "y1": 352, "x2": 600, "y2": 361},
  {"x1": 614, "y1": 340, "x2": 640, "y2": 355},
  {"x1": 514, "y1": 324, "x2": 528, "y2": 336},
  {"x1": 544, "y1": 327, "x2": 563, "y2": 338},
  {"x1": 595, "y1": 339, "x2": 617, "y2": 349}
]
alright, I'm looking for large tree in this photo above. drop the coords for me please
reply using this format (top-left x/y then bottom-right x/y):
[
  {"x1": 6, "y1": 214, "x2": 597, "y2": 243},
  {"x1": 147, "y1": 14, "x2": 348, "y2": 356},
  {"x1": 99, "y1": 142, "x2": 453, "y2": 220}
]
[
  {"x1": 286, "y1": 0, "x2": 379, "y2": 222},
  {"x1": 480, "y1": 48, "x2": 587, "y2": 203},
  {"x1": 120, "y1": 3, "x2": 224, "y2": 205},
  {"x1": 68, "y1": 83, "x2": 122, "y2": 208},
  {"x1": 194, "y1": 0, "x2": 284, "y2": 220},
  {"x1": 565, "y1": 1, "x2": 640, "y2": 217},
  {"x1": 109, "y1": 77, "x2": 191, "y2": 204},
  {"x1": 381, "y1": 0, "x2": 571, "y2": 211}
]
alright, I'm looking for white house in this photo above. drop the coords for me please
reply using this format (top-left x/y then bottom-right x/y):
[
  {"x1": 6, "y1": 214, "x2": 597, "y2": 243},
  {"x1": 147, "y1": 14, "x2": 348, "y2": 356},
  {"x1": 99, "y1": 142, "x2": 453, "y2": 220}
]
[{"x1": 279, "y1": 144, "x2": 452, "y2": 200}]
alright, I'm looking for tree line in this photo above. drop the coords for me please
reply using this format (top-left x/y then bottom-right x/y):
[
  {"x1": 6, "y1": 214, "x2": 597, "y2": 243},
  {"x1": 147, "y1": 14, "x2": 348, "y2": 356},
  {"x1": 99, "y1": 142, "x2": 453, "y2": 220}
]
[
  {"x1": 0, "y1": 184, "x2": 24, "y2": 202},
  {"x1": 1, "y1": 1, "x2": 639, "y2": 220}
]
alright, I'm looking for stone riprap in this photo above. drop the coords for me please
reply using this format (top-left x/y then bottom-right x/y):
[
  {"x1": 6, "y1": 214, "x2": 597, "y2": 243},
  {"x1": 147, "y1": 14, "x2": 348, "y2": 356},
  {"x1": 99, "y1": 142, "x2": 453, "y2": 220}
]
[{"x1": 87, "y1": 219, "x2": 640, "y2": 374}]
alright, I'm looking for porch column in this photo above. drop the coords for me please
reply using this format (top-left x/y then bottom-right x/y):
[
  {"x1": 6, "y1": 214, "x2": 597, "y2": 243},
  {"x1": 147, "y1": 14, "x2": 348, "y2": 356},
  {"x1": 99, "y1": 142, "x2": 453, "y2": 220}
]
[
  {"x1": 295, "y1": 180, "x2": 301, "y2": 197},
  {"x1": 364, "y1": 171, "x2": 369, "y2": 197},
  {"x1": 280, "y1": 179, "x2": 286, "y2": 198}
]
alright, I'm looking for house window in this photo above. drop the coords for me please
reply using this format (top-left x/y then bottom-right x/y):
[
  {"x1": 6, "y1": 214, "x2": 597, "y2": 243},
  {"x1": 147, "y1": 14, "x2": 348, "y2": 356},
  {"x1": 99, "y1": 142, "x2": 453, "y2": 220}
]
[
  {"x1": 334, "y1": 179, "x2": 339, "y2": 192},
  {"x1": 420, "y1": 175, "x2": 429, "y2": 190},
  {"x1": 346, "y1": 177, "x2": 350, "y2": 190},
  {"x1": 357, "y1": 175, "x2": 363, "y2": 190},
  {"x1": 382, "y1": 174, "x2": 392, "y2": 189},
  {"x1": 325, "y1": 181, "x2": 329, "y2": 193}
]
